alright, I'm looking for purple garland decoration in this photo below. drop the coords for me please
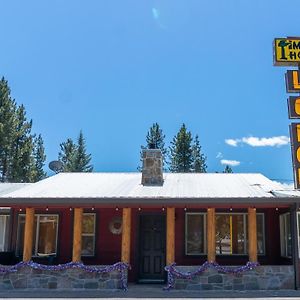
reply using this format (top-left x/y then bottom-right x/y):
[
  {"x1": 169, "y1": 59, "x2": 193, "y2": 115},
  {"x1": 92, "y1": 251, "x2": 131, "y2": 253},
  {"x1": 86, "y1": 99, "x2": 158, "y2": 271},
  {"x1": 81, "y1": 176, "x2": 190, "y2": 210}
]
[
  {"x1": 0, "y1": 261, "x2": 131, "y2": 291},
  {"x1": 164, "y1": 261, "x2": 260, "y2": 290}
]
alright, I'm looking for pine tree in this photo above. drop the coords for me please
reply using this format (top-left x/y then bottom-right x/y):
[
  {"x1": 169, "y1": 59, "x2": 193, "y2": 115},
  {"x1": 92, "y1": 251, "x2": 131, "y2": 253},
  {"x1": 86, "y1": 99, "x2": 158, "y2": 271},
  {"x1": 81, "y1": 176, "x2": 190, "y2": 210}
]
[
  {"x1": 32, "y1": 134, "x2": 47, "y2": 181},
  {"x1": 0, "y1": 77, "x2": 17, "y2": 182},
  {"x1": 139, "y1": 123, "x2": 168, "y2": 170},
  {"x1": 58, "y1": 138, "x2": 77, "y2": 172},
  {"x1": 74, "y1": 131, "x2": 93, "y2": 172},
  {"x1": 58, "y1": 131, "x2": 93, "y2": 172},
  {"x1": 223, "y1": 165, "x2": 233, "y2": 173},
  {"x1": 191, "y1": 135, "x2": 207, "y2": 173},
  {"x1": 0, "y1": 77, "x2": 45, "y2": 182},
  {"x1": 9, "y1": 105, "x2": 35, "y2": 182},
  {"x1": 169, "y1": 124, "x2": 193, "y2": 172}
]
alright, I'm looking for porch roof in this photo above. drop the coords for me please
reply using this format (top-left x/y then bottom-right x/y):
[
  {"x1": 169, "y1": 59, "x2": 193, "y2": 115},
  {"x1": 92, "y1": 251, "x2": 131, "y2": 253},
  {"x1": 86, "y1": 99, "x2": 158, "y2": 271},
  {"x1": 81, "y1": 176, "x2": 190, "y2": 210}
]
[{"x1": 0, "y1": 173, "x2": 297, "y2": 205}]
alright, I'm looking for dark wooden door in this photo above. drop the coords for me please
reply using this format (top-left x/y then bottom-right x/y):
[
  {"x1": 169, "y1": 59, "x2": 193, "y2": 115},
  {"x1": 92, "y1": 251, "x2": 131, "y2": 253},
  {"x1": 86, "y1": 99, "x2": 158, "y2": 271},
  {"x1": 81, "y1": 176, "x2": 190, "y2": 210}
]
[{"x1": 138, "y1": 214, "x2": 166, "y2": 282}]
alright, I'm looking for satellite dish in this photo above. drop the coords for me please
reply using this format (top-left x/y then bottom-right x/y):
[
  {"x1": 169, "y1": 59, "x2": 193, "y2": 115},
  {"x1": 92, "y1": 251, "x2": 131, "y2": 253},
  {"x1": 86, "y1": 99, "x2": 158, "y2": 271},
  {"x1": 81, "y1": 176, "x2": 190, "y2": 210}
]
[{"x1": 49, "y1": 161, "x2": 64, "y2": 173}]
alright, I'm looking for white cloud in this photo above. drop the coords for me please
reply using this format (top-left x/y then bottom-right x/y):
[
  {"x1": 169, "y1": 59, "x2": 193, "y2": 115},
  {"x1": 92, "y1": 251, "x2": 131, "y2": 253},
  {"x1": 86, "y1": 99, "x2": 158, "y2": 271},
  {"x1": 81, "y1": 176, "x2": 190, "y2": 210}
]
[
  {"x1": 216, "y1": 152, "x2": 223, "y2": 159},
  {"x1": 241, "y1": 136, "x2": 290, "y2": 147},
  {"x1": 225, "y1": 139, "x2": 239, "y2": 147},
  {"x1": 225, "y1": 136, "x2": 290, "y2": 148},
  {"x1": 220, "y1": 159, "x2": 240, "y2": 167}
]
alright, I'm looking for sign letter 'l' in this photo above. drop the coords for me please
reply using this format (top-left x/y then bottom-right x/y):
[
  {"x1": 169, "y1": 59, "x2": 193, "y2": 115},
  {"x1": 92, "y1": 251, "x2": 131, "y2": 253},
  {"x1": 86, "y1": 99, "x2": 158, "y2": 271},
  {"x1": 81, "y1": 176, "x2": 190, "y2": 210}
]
[{"x1": 286, "y1": 70, "x2": 300, "y2": 93}]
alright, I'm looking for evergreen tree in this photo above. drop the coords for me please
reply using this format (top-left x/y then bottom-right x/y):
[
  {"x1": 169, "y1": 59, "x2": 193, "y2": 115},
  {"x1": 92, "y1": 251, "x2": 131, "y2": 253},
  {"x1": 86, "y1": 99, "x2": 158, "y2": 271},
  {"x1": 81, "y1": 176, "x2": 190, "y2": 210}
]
[
  {"x1": 191, "y1": 135, "x2": 207, "y2": 173},
  {"x1": 169, "y1": 124, "x2": 193, "y2": 172},
  {"x1": 0, "y1": 77, "x2": 16, "y2": 182},
  {"x1": 139, "y1": 123, "x2": 168, "y2": 170},
  {"x1": 9, "y1": 105, "x2": 35, "y2": 182},
  {"x1": 74, "y1": 131, "x2": 93, "y2": 172},
  {"x1": 58, "y1": 138, "x2": 77, "y2": 172},
  {"x1": 0, "y1": 77, "x2": 46, "y2": 182},
  {"x1": 32, "y1": 134, "x2": 47, "y2": 181},
  {"x1": 58, "y1": 131, "x2": 93, "y2": 172},
  {"x1": 223, "y1": 165, "x2": 233, "y2": 173}
]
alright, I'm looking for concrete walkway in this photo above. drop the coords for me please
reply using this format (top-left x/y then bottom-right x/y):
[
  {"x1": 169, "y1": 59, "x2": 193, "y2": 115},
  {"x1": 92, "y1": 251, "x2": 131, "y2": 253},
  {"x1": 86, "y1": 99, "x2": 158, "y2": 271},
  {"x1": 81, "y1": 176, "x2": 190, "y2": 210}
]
[{"x1": 1, "y1": 285, "x2": 300, "y2": 298}]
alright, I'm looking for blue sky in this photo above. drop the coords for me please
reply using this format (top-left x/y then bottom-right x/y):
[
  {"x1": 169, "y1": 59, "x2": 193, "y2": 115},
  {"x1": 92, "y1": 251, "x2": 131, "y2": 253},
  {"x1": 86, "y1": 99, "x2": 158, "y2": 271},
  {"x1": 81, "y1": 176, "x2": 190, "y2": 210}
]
[{"x1": 0, "y1": 0, "x2": 298, "y2": 183}]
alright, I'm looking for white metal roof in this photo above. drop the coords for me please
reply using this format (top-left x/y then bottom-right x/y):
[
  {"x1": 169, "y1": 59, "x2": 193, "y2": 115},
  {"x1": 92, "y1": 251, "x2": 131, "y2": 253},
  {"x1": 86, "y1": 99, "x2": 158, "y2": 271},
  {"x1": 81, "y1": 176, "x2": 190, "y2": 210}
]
[
  {"x1": 0, "y1": 172, "x2": 288, "y2": 199},
  {"x1": 0, "y1": 183, "x2": 32, "y2": 196}
]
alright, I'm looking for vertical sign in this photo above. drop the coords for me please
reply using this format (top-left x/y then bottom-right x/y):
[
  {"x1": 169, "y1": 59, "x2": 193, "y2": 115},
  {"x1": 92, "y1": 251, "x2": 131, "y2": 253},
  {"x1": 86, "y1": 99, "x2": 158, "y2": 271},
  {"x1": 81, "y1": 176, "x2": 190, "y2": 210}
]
[{"x1": 274, "y1": 37, "x2": 300, "y2": 189}]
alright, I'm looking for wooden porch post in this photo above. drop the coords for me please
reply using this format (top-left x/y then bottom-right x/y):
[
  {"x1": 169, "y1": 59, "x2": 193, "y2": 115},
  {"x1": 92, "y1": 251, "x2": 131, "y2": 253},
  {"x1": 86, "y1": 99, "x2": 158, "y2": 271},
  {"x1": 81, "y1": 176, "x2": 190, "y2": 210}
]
[
  {"x1": 23, "y1": 207, "x2": 35, "y2": 262},
  {"x1": 207, "y1": 208, "x2": 216, "y2": 262},
  {"x1": 248, "y1": 207, "x2": 257, "y2": 262},
  {"x1": 121, "y1": 208, "x2": 131, "y2": 263},
  {"x1": 166, "y1": 207, "x2": 175, "y2": 265},
  {"x1": 72, "y1": 208, "x2": 83, "y2": 262}
]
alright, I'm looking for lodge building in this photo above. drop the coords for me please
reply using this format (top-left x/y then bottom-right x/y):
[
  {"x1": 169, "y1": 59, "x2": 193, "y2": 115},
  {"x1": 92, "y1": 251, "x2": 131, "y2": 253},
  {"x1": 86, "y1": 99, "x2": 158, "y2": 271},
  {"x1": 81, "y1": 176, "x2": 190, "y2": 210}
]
[{"x1": 0, "y1": 149, "x2": 299, "y2": 291}]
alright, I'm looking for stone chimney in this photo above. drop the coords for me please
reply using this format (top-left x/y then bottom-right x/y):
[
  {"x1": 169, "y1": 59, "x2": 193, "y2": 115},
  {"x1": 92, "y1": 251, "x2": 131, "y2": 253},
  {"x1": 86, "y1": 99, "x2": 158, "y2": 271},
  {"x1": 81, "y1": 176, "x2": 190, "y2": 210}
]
[{"x1": 141, "y1": 148, "x2": 163, "y2": 186}]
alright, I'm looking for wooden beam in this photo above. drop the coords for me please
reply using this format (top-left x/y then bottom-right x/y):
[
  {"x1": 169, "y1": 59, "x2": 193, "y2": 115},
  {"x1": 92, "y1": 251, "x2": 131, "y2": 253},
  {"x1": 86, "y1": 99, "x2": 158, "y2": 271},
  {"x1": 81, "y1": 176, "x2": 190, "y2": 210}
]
[
  {"x1": 166, "y1": 207, "x2": 175, "y2": 265},
  {"x1": 72, "y1": 208, "x2": 83, "y2": 262},
  {"x1": 121, "y1": 208, "x2": 131, "y2": 263},
  {"x1": 248, "y1": 207, "x2": 257, "y2": 262},
  {"x1": 207, "y1": 208, "x2": 216, "y2": 262},
  {"x1": 23, "y1": 207, "x2": 35, "y2": 262}
]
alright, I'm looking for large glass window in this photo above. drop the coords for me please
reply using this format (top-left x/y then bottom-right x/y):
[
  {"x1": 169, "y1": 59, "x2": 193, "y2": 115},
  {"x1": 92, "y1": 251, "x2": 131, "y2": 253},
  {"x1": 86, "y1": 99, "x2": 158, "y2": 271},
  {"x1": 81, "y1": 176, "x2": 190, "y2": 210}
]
[
  {"x1": 185, "y1": 212, "x2": 265, "y2": 256},
  {"x1": 216, "y1": 214, "x2": 246, "y2": 255},
  {"x1": 81, "y1": 213, "x2": 96, "y2": 256},
  {"x1": 0, "y1": 215, "x2": 10, "y2": 251},
  {"x1": 16, "y1": 214, "x2": 59, "y2": 257},
  {"x1": 185, "y1": 213, "x2": 206, "y2": 255},
  {"x1": 215, "y1": 213, "x2": 265, "y2": 255},
  {"x1": 280, "y1": 213, "x2": 292, "y2": 257}
]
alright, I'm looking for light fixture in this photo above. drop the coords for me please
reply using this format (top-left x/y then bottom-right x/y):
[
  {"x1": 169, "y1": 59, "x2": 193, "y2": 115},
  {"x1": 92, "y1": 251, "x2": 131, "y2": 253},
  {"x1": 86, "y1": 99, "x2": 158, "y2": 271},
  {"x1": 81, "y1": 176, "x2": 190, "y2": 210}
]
[
  {"x1": 184, "y1": 207, "x2": 187, "y2": 211},
  {"x1": 69, "y1": 207, "x2": 72, "y2": 211},
  {"x1": 91, "y1": 207, "x2": 95, "y2": 211},
  {"x1": 115, "y1": 206, "x2": 119, "y2": 211},
  {"x1": 162, "y1": 207, "x2": 165, "y2": 211},
  {"x1": 276, "y1": 207, "x2": 279, "y2": 211},
  {"x1": 230, "y1": 207, "x2": 233, "y2": 212},
  {"x1": 46, "y1": 206, "x2": 49, "y2": 211},
  {"x1": 138, "y1": 207, "x2": 142, "y2": 211}
]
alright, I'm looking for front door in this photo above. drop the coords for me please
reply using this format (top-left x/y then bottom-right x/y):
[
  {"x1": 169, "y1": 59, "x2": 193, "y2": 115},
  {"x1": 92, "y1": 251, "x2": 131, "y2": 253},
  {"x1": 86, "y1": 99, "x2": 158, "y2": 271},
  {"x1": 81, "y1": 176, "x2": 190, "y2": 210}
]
[{"x1": 138, "y1": 214, "x2": 166, "y2": 283}]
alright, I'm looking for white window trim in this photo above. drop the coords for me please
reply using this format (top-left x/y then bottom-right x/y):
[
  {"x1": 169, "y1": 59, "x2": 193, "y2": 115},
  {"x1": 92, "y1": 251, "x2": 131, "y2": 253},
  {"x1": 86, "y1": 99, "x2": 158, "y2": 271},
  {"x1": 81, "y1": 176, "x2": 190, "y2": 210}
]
[
  {"x1": 16, "y1": 214, "x2": 59, "y2": 257},
  {"x1": 81, "y1": 213, "x2": 96, "y2": 257},
  {"x1": 185, "y1": 212, "x2": 206, "y2": 255}
]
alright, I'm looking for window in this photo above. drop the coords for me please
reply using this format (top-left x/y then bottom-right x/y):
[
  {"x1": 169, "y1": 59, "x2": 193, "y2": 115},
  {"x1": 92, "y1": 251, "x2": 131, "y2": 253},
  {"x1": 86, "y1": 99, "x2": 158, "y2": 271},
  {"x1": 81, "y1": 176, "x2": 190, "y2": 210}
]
[
  {"x1": 81, "y1": 213, "x2": 96, "y2": 256},
  {"x1": 16, "y1": 214, "x2": 59, "y2": 257},
  {"x1": 185, "y1": 213, "x2": 206, "y2": 255},
  {"x1": 185, "y1": 212, "x2": 265, "y2": 256},
  {"x1": 216, "y1": 213, "x2": 265, "y2": 255},
  {"x1": 216, "y1": 214, "x2": 246, "y2": 255},
  {"x1": 0, "y1": 215, "x2": 10, "y2": 251},
  {"x1": 297, "y1": 212, "x2": 300, "y2": 258},
  {"x1": 280, "y1": 213, "x2": 292, "y2": 257}
]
